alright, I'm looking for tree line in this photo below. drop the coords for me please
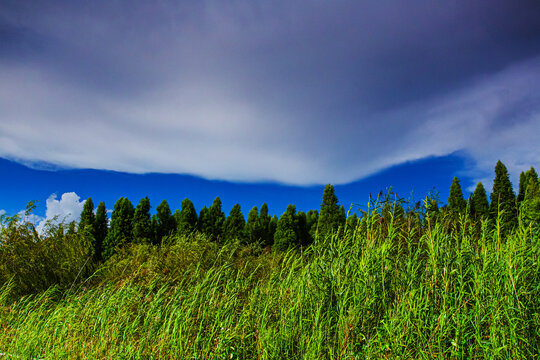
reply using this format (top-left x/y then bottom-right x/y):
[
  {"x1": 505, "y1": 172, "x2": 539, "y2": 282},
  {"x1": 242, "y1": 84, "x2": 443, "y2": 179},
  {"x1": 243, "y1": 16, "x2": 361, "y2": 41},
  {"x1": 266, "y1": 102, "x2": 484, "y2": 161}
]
[{"x1": 70, "y1": 160, "x2": 540, "y2": 262}]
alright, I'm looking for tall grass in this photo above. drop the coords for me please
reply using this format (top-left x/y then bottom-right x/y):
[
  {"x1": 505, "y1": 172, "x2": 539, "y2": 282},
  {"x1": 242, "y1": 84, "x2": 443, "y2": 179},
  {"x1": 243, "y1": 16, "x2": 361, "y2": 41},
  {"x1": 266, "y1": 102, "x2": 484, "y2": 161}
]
[{"x1": 1, "y1": 206, "x2": 539, "y2": 358}]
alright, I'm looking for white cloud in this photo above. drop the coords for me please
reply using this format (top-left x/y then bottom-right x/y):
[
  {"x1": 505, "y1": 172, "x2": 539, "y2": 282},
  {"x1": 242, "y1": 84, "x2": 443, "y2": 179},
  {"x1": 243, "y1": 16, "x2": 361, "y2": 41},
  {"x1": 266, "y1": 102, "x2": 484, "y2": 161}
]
[{"x1": 35, "y1": 192, "x2": 86, "y2": 234}]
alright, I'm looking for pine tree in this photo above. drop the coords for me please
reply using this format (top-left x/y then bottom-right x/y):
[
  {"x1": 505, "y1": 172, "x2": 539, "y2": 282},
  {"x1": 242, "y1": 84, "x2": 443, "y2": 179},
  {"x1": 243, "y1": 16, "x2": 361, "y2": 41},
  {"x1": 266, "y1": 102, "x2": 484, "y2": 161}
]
[
  {"x1": 273, "y1": 205, "x2": 298, "y2": 251},
  {"x1": 155, "y1": 200, "x2": 176, "y2": 243},
  {"x1": 133, "y1": 197, "x2": 152, "y2": 244},
  {"x1": 517, "y1": 171, "x2": 527, "y2": 205},
  {"x1": 94, "y1": 202, "x2": 108, "y2": 261},
  {"x1": 470, "y1": 182, "x2": 489, "y2": 220},
  {"x1": 79, "y1": 197, "x2": 95, "y2": 233},
  {"x1": 306, "y1": 209, "x2": 319, "y2": 241},
  {"x1": 198, "y1": 206, "x2": 211, "y2": 235},
  {"x1": 103, "y1": 197, "x2": 134, "y2": 259},
  {"x1": 224, "y1": 203, "x2": 246, "y2": 242},
  {"x1": 490, "y1": 160, "x2": 517, "y2": 232},
  {"x1": 296, "y1": 211, "x2": 310, "y2": 246},
  {"x1": 208, "y1": 197, "x2": 225, "y2": 240},
  {"x1": 177, "y1": 198, "x2": 198, "y2": 236},
  {"x1": 448, "y1": 177, "x2": 467, "y2": 214},
  {"x1": 268, "y1": 215, "x2": 278, "y2": 247},
  {"x1": 245, "y1": 206, "x2": 263, "y2": 244},
  {"x1": 317, "y1": 184, "x2": 341, "y2": 238}
]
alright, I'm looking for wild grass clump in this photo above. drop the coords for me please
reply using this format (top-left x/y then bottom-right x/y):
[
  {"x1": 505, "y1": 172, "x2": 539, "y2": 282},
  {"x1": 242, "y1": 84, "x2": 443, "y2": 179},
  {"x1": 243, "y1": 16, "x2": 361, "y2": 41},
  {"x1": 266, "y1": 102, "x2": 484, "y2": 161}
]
[{"x1": 1, "y1": 201, "x2": 539, "y2": 358}]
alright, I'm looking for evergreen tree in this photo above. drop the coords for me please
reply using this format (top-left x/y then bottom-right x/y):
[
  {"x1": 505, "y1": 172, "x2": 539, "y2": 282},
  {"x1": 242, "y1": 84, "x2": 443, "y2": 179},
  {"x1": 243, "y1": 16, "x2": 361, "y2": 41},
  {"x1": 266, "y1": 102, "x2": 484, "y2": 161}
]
[
  {"x1": 448, "y1": 177, "x2": 467, "y2": 214},
  {"x1": 296, "y1": 211, "x2": 310, "y2": 246},
  {"x1": 268, "y1": 215, "x2": 278, "y2": 247},
  {"x1": 346, "y1": 213, "x2": 359, "y2": 232},
  {"x1": 198, "y1": 206, "x2": 211, "y2": 235},
  {"x1": 317, "y1": 184, "x2": 341, "y2": 238},
  {"x1": 245, "y1": 206, "x2": 263, "y2": 244},
  {"x1": 224, "y1": 203, "x2": 246, "y2": 242},
  {"x1": 94, "y1": 202, "x2": 108, "y2": 261},
  {"x1": 306, "y1": 209, "x2": 319, "y2": 240},
  {"x1": 79, "y1": 197, "x2": 95, "y2": 234},
  {"x1": 490, "y1": 160, "x2": 517, "y2": 232},
  {"x1": 208, "y1": 197, "x2": 226, "y2": 240},
  {"x1": 259, "y1": 203, "x2": 272, "y2": 245},
  {"x1": 522, "y1": 175, "x2": 540, "y2": 222},
  {"x1": 177, "y1": 198, "x2": 198, "y2": 236},
  {"x1": 103, "y1": 197, "x2": 134, "y2": 259},
  {"x1": 517, "y1": 171, "x2": 527, "y2": 205},
  {"x1": 470, "y1": 182, "x2": 489, "y2": 220},
  {"x1": 155, "y1": 200, "x2": 176, "y2": 242},
  {"x1": 133, "y1": 197, "x2": 152, "y2": 244},
  {"x1": 274, "y1": 205, "x2": 298, "y2": 251}
]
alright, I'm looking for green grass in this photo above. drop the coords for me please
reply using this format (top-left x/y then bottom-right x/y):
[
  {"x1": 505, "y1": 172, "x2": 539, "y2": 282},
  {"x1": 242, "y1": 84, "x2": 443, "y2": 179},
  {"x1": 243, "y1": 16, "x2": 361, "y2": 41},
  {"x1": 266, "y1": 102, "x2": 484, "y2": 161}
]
[{"x1": 1, "y1": 215, "x2": 540, "y2": 359}]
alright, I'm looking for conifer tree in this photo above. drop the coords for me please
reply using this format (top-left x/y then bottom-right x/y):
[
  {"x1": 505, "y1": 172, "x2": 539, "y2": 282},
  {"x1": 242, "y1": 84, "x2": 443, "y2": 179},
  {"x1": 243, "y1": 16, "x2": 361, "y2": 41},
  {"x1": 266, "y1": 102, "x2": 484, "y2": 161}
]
[
  {"x1": 224, "y1": 203, "x2": 246, "y2": 242},
  {"x1": 490, "y1": 160, "x2": 517, "y2": 232},
  {"x1": 208, "y1": 197, "x2": 225, "y2": 240},
  {"x1": 296, "y1": 211, "x2": 310, "y2": 246},
  {"x1": 306, "y1": 209, "x2": 319, "y2": 240},
  {"x1": 103, "y1": 197, "x2": 134, "y2": 259},
  {"x1": 470, "y1": 182, "x2": 489, "y2": 220},
  {"x1": 273, "y1": 205, "x2": 298, "y2": 251},
  {"x1": 156, "y1": 200, "x2": 176, "y2": 242},
  {"x1": 133, "y1": 197, "x2": 152, "y2": 244},
  {"x1": 346, "y1": 213, "x2": 359, "y2": 232},
  {"x1": 448, "y1": 177, "x2": 467, "y2": 214},
  {"x1": 245, "y1": 206, "x2": 263, "y2": 244},
  {"x1": 522, "y1": 175, "x2": 540, "y2": 222},
  {"x1": 198, "y1": 206, "x2": 211, "y2": 235},
  {"x1": 317, "y1": 184, "x2": 341, "y2": 238},
  {"x1": 94, "y1": 202, "x2": 108, "y2": 261},
  {"x1": 177, "y1": 198, "x2": 198, "y2": 236},
  {"x1": 268, "y1": 215, "x2": 278, "y2": 247},
  {"x1": 79, "y1": 197, "x2": 95, "y2": 234},
  {"x1": 517, "y1": 171, "x2": 527, "y2": 205},
  {"x1": 259, "y1": 203, "x2": 272, "y2": 245}
]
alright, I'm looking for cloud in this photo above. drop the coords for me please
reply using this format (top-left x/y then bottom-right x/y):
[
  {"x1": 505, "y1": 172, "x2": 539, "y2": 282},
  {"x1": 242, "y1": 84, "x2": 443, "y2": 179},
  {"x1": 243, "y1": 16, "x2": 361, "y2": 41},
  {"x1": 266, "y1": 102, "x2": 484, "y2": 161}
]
[
  {"x1": 0, "y1": 0, "x2": 539, "y2": 185},
  {"x1": 35, "y1": 192, "x2": 86, "y2": 233}
]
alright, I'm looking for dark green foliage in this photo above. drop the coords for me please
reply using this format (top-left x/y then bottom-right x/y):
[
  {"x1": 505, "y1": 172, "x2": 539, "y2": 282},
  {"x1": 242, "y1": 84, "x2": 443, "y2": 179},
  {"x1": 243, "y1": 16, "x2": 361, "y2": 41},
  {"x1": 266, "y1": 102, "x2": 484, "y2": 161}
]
[
  {"x1": 490, "y1": 160, "x2": 517, "y2": 232},
  {"x1": 274, "y1": 205, "x2": 298, "y2": 251},
  {"x1": 176, "y1": 198, "x2": 198, "y2": 236},
  {"x1": 296, "y1": 211, "x2": 311, "y2": 246},
  {"x1": 133, "y1": 197, "x2": 152, "y2": 244},
  {"x1": 208, "y1": 197, "x2": 226, "y2": 240},
  {"x1": 93, "y1": 202, "x2": 108, "y2": 261},
  {"x1": 103, "y1": 198, "x2": 134, "y2": 259},
  {"x1": 156, "y1": 200, "x2": 176, "y2": 242},
  {"x1": 448, "y1": 177, "x2": 467, "y2": 214},
  {"x1": 245, "y1": 206, "x2": 263, "y2": 244},
  {"x1": 198, "y1": 206, "x2": 211, "y2": 235},
  {"x1": 346, "y1": 213, "x2": 359, "y2": 232},
  {"x1": 259, "y1": 203, "x2": 272, "y2": 246},
  {"x1": 522, "y1": 175, "x2": 540, "y2": 222},
  {"x1": 517, "y1": 171, "x2": 527, "y2": 205},
  {"x1": 306, "y1": 209, "x2": 319, "y2": 240},
  {"x1": 470, "y1": 182, "x2": 489, "y2": 220},
  {"x1": 224, "y1": 203, "x2": 245, "y2": 242},
  {"x1": 79, "y1": 198, "x2": 95, "y2": 234},
  {"x1": 268, "y1": 215, "x2": 278, "y2": 246},
  {"x1": 317, "y1": 184, "x2": 342, "y2": 238}
]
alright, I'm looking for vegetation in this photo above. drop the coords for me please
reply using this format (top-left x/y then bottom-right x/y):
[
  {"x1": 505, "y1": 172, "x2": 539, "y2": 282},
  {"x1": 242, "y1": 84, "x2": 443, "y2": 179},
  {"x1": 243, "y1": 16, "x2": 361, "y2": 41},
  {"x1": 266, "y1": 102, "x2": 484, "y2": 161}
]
[{"x1": 1, "y1": 160, "x2": 540, "y2": 358}]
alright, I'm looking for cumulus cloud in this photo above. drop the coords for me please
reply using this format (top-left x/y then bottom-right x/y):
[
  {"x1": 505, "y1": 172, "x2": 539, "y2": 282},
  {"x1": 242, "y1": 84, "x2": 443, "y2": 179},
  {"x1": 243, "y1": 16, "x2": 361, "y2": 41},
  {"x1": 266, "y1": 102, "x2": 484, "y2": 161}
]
[
  {"x1": 0, "y1": 0, "x2": 539, "y2": 185},
  {"x1": 35, "y1": 192, "x2": 86, "y2": 233}
]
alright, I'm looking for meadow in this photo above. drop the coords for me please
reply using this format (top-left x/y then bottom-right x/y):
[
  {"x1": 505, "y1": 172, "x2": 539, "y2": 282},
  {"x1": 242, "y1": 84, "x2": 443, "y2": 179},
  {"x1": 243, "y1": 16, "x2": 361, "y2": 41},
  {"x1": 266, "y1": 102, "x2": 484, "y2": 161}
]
[{"x1": 1, "y1": 197, "x2": 539, "y2": 359}]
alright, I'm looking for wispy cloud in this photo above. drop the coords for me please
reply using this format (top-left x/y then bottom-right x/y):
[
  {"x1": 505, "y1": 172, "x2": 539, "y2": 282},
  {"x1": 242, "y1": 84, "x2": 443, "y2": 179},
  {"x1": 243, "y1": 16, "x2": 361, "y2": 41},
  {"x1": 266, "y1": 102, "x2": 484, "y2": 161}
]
[{"x1": 1, "y1": 0, "x2": 539, "y2": 185}]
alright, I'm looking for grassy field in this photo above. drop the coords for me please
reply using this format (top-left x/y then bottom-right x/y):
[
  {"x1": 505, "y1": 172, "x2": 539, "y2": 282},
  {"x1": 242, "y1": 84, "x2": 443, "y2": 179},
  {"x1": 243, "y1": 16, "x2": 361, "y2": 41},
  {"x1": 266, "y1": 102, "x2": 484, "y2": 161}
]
[{"x1": 1, "y1": 210, "x2": 539, "y2": 359}]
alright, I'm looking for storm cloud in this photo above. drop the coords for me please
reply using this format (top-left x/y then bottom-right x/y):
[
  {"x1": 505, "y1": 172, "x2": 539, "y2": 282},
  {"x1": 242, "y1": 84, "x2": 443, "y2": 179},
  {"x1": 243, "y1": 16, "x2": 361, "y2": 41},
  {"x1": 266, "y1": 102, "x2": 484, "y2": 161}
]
[{"x1": 1, "y1": 0, "x2": 539, "y2": 185}]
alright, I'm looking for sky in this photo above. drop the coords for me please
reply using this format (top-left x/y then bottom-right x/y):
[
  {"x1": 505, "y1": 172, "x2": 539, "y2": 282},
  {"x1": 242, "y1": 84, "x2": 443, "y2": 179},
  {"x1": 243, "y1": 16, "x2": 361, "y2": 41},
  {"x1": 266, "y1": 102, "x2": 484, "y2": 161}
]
[{"x1": 1, "y1": 1, "x2": 540, "y2": 225}]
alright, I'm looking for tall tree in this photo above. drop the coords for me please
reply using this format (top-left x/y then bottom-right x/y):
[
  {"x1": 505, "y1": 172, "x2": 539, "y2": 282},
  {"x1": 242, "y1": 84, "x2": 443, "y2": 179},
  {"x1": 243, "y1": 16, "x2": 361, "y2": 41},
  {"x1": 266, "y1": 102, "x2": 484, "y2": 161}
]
[
  {"x1": 208, "y1": 197, "x2": 226, "y2": 240},
  {"x1": 448, "y1": 177, "x2": 467, "y2": 214},
  {"x1": 259, "y1": 203, "x2": 272, "y2": 246},
  {"x1": 133, "y1": 197, "x2": 152, "y2": 244},
  {"x1": 296, "y1": 211, "x2": 311, "y2": 246},
  {"x1": 224, "y1": 203, "x2": 246, "y2": 242},
  {"x1": 103, "y1": 197, "x2": 134, "y2": 259},
  {"x1": 490, "y1": 160, "x2": 517, "y2": 233},
  {"x1": 94, "y1": 202, "x2": 108, "y2": 261},
  {"x1": 517, "y1": 171, "x2": 527, "y2": 205},
  {"x1": 177, "y1": 198, "x2": 198, "y2": 236},
  {"x1": 317, "y1": 184, "x2": 341, "y2": 238},
  {"x1": 274, "y1": 205, "x2": 298, "y2": 251},
  {"x1": 268, "y1": 215, "x2": 278, "y2": 247},
  {"x1": 470, "y1": 182, "x2": 489, "y2": 220},
  {"x1": 79, "y1": 197, "x2": 95, "y2": 233},
  {"x1": 522, "y1": 175, "x2": 540, "y2": 222},
  {"x1": 198, "y1": 206, "x2": 211, "y2": 235},
  {"x1": 245, "y1": 206, "x2": 263, "y2": 244},
  {"x1": 156, "y1": 200, "x2": 176, "y2": 242}
]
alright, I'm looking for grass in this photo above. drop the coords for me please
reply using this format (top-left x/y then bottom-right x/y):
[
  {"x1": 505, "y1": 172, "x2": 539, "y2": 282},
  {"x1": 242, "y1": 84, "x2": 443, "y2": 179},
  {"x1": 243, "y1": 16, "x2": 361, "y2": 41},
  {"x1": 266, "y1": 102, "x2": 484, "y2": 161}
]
[{"x1": 1, "y1": 211, "x2": 539, "y2": 359}]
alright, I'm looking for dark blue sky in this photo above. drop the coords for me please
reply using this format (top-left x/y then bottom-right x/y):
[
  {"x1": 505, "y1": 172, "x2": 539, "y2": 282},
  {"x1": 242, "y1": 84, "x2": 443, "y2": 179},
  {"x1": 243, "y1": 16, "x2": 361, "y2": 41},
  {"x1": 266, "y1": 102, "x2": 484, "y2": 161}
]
[{"x1": 1, "y1": 1, "x2": 539, "y2": 224}]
